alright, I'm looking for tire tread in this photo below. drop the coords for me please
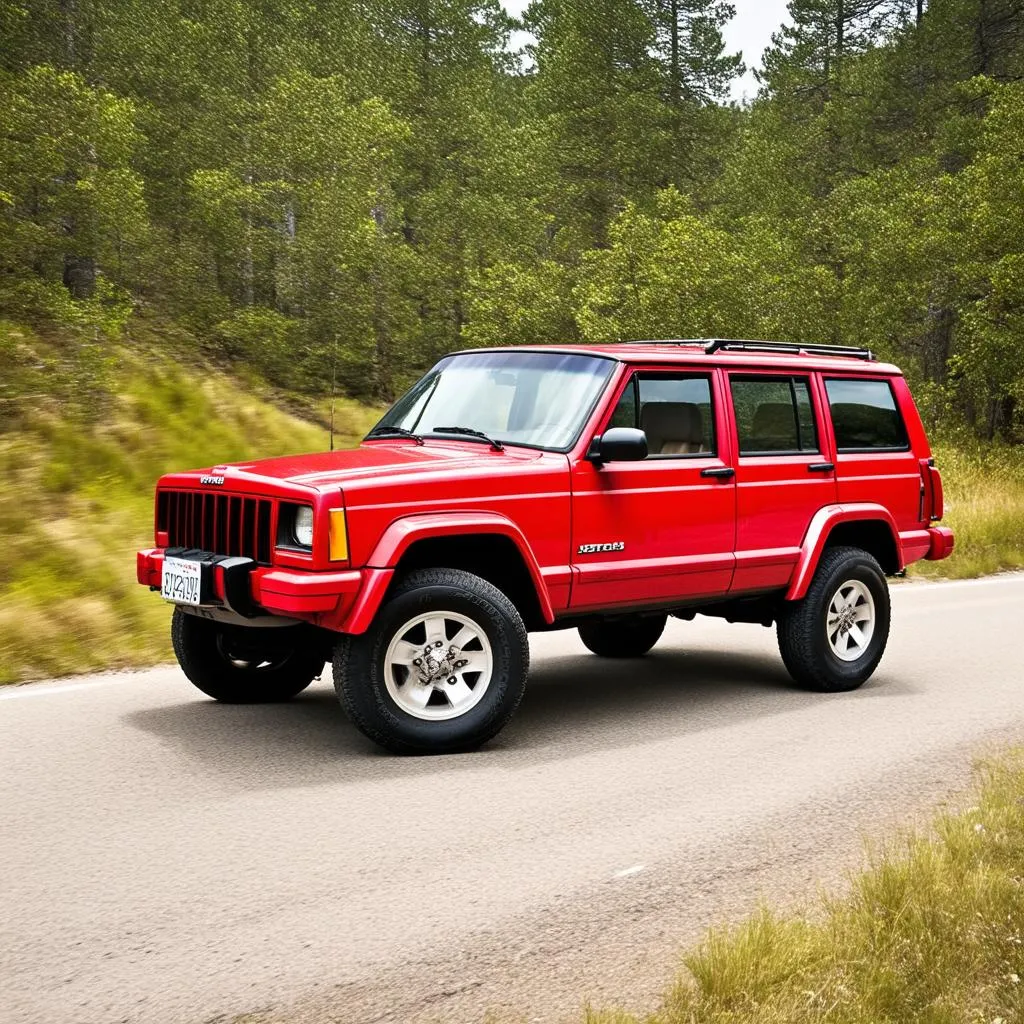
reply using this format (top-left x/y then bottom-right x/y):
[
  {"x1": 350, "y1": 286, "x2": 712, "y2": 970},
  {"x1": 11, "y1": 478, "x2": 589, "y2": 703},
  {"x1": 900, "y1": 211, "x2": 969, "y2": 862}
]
[{"x1": 777, "y1": 545, "x2": 890, "y2": 692}]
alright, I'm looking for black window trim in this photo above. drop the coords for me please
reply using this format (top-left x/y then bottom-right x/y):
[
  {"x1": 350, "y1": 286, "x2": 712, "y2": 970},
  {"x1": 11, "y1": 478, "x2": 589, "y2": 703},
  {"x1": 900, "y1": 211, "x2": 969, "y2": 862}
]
[
  {"x1": 729, "y1": 372, "x2": 822, "y2": 459},
  {"x1": 823, "y1": 375, "x2": 911, "y2": 455},
  {"x1": 608, "y1": 369, "x2": 719, "y2": 460}
]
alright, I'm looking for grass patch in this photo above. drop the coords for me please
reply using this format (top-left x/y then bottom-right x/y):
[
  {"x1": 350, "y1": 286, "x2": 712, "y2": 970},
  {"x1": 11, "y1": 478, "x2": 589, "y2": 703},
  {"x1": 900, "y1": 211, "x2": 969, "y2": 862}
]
[
  {"x1": 911, "y1": 442, "x2": 1024, "y2": 579},
  {"x1": 0, "y1": 319, "x2": 380, "y2": 684},
  {"x1": 588, "y1": 752, "x2": 1024, "y2": 1024}
]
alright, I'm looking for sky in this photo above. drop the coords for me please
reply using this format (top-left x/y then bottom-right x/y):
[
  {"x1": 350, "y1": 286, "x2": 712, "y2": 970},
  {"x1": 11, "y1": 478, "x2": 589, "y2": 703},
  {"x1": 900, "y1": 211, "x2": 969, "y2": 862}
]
[{"x1": 499, "y1": 0, "x2": 793, "y2": 101}]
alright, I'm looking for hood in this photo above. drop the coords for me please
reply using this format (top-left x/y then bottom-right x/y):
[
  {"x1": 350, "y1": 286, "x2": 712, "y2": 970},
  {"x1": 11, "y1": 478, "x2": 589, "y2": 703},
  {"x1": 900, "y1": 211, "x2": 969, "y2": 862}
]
[{"x1": 177, "y1": 440, "x2": 544, "y2": 493}]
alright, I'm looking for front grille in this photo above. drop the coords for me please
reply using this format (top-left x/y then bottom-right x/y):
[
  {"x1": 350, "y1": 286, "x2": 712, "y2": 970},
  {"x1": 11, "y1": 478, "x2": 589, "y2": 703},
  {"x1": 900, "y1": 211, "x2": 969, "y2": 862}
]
[{"x1": 158, "y1": 490, "x2": 273, "y2": 563}]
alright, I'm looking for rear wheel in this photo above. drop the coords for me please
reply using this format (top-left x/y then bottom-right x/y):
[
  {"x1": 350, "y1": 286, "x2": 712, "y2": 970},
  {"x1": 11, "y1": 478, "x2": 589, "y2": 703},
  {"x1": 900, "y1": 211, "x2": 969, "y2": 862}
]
[
  {"x1": 171, "y1": 608, "x2": 324, "y2": 703},
  {"x1": 334, "y1": 568, "x2": 529, "y2": 755},
  {"x1": 777, "y1": 546, "x2": 890, "y2": 692},
  {"x1": 578, "y1": 614, "x2": 667, "y2": 658}
]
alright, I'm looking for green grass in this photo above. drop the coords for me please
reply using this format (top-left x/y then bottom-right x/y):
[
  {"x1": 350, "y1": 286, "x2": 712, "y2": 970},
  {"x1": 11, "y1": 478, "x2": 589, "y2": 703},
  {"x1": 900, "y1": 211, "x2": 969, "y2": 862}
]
[
  {"x1": 586, "y1": 751, "x2": 1024, "y2": 1024},
  {"x1": 0, "y1": 319, "x2": 380, "y2": 684},
  {"x1": 911, "y1": 442, "x2": 1024, "y2": 579}
]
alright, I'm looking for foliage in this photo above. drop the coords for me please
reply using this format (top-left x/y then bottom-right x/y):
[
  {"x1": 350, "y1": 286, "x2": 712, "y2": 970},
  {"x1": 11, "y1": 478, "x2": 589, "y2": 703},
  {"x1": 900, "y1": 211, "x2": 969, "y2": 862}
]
[
  {"x1": 1, "y1": 0, "x2": 1024, "y2": 434},
  {"x1": 585, "y1": 750, "x2": 1024, "y2": 1024}
]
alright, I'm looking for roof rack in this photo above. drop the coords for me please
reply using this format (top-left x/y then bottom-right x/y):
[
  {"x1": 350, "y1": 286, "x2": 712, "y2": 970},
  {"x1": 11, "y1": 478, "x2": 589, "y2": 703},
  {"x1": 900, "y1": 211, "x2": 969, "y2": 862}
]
[
  {"x1": 621, "y1": 339, "x2": 877, "y2": 361},
  {"x1": 702, "y1": 339, "x2": 876, "y2": 361},
  {"x1": 622, "y1": 339, "x2": 705, "y2": 348}
]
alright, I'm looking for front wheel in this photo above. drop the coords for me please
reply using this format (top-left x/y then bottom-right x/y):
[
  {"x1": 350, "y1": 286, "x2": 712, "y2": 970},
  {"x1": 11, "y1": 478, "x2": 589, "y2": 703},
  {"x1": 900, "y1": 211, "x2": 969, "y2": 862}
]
[
  {"x1": 333, "y1": 569, "x2": 529, "y2": 754},
  {"x1": 777, "y1": 546, "x2": 890, "y2": 692},
  {"x1": 171, "y1": 608, "x2": 325, "y2": 702}
]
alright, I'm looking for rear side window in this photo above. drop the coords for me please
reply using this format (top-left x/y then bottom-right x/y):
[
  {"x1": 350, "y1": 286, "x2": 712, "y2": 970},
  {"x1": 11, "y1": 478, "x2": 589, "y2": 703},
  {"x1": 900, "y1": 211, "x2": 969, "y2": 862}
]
[
  {"x1": 730, "y1": 376, "x2": 818, "y2": 455},
  {"x1": 825, "y1": 379, "x2": 908, "y2": 451}
]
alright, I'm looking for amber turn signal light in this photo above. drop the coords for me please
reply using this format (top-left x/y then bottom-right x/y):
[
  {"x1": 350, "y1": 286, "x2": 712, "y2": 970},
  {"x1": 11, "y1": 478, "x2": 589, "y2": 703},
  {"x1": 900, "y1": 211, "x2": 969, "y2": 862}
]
[{"x1": 328, "y1": 509, "x2": 349, "y2": 562}]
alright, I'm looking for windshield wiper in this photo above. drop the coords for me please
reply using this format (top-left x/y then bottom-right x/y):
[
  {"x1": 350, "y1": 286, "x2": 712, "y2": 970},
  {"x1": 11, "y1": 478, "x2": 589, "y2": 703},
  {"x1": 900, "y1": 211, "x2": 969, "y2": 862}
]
[
  {"x1": 365, "y1": 425, "x2": 425, "y2": 445},
  {"x1": 432, "y1": 426, "x2": 504, "y2": 451}
]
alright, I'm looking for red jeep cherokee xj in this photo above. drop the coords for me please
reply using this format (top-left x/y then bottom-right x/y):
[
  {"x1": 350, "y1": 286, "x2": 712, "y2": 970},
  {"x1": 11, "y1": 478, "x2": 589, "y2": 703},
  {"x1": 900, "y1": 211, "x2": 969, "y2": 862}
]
[{"x1": 138, "y1": 340, "x2": 954, "y2": 754}]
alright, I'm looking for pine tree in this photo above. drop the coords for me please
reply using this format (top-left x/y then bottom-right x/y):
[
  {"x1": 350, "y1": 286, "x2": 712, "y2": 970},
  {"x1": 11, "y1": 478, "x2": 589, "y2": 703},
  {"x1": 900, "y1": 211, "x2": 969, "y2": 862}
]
[
  {"x1": 760, "y1": 0, "x2": 893, "y2": 98},
  {"x1": 524, "y1": 0, "x2": 668, "y2": 247},
  {"x1": 645, "y1": 0, "x2": 743, "y2": 105}
]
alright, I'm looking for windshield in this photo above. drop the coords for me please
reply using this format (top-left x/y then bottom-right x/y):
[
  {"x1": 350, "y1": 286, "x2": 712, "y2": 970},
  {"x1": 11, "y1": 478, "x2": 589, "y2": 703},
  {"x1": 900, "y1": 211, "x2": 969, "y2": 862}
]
[{"x1": 370, "y1": 351, "x2": 615, "y2": 451}]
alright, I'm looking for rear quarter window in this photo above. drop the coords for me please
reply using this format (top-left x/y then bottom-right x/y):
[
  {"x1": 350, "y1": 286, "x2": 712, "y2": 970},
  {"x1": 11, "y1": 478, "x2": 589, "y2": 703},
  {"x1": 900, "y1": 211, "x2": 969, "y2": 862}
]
[{"x1": 825, "y1": 378, "x2": 909, "y2": 451}]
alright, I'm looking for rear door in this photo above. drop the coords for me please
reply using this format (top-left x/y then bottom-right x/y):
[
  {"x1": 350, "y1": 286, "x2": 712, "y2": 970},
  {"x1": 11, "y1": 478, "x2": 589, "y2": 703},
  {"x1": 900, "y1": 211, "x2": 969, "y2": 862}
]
[
  {"x1": 570, "y1": 368, "x2": 736, "y2": 610},
  {"x1": 727, "y1": 372, "x2": 838, "y2": 594}
]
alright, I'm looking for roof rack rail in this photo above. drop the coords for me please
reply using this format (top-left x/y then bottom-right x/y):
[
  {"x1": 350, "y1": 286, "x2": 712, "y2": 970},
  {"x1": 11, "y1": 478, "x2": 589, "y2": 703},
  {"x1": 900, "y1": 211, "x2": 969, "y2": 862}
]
[
  {"x1": 702, "y1": 339, "x2": 876, "y2": 361},
  {"x1": 622, "y1": 339, "x2": 705, "y2": 347}
]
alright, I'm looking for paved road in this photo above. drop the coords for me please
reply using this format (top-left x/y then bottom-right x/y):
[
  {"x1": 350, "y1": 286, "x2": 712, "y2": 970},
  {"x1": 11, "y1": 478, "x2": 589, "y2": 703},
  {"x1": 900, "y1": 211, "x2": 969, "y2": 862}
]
[{"x1": 4, "y1": 575, "x2": 1024, "y2": 1024}]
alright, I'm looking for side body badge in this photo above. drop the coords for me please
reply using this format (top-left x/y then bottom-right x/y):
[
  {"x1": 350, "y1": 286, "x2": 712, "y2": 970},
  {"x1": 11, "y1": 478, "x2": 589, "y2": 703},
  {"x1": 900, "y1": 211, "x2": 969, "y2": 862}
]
[{"x1": 577, "y1": 542, "x2": 626, "y2": 555}]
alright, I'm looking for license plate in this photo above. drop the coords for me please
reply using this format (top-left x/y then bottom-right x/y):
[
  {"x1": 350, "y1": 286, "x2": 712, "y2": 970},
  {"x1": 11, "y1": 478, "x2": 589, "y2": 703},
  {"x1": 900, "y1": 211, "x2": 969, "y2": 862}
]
[{"x1": 161, "y1": 557, "x2": 203, "y2": 606}]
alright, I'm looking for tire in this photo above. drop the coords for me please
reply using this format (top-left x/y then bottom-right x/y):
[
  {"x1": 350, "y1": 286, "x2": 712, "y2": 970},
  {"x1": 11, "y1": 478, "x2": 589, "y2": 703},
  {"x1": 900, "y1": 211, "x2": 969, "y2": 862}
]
[
  {"x1": 333, "y1": 568, "x2": 529, "y2": 755},
  {"x1": 777, "y1": 546, "x2": 890, "y2": 692},
  {"x1": 578, "y1": 614, "x2": 667, "y2": 658},
  {"x1": 171, "y1": 608, "x2": 324, "y2": 703}
]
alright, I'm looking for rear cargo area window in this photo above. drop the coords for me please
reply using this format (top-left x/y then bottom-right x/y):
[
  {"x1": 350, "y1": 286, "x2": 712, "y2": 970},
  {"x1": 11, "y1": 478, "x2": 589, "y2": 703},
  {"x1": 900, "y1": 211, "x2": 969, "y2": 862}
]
[{"x1": 825, "y1": 379, "x2": 909, "y2": 451}]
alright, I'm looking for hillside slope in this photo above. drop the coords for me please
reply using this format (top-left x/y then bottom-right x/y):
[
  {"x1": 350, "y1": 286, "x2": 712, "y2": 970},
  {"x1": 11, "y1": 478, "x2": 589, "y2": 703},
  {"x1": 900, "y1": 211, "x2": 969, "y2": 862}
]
[{"x1": 0, "y1": 321, "x2": 379, "y2": 683}]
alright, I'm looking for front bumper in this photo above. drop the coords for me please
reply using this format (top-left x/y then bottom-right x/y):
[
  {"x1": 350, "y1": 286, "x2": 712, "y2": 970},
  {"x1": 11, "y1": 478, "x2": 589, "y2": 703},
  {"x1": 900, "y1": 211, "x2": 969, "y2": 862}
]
[{"x1": 137, "y1": 548, "x2": 391, "y2": 633}]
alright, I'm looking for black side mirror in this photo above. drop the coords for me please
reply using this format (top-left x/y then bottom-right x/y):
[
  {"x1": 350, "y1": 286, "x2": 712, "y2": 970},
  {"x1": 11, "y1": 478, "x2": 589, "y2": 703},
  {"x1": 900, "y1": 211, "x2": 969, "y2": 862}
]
[{"x1": 587, "y1": 427, "x2": 648, "y2": 464}]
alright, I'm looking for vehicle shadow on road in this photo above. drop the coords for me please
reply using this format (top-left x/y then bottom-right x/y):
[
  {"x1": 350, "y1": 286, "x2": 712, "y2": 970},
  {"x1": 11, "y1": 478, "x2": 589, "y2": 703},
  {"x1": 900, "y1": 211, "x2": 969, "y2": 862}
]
[{"x1": 125, "y1": 645, "x2": 907, "y2": 791}]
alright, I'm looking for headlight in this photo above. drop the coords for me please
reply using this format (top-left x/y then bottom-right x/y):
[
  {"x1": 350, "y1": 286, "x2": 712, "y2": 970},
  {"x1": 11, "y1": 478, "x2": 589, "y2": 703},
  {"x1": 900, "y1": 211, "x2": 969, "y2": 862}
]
[{"x1": 293, "y1": 505, "x2": 314, "y2": 548}]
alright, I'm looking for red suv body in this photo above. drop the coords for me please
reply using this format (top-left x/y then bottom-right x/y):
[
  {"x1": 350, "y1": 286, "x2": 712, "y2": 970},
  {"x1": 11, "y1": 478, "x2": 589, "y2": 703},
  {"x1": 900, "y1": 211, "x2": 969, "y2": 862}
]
[{"x1": 138, "y1": 340, "x2": 954, "y2": 753}]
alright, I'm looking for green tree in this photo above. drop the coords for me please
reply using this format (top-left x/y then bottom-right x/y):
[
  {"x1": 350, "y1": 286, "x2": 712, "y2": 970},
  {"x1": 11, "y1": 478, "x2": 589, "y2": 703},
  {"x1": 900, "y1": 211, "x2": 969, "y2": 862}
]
[
  {"x1": 524, "y1": 0, "x2": 669, "y2": 247},
  {"x1": 0, "y1": 64, "x2": 146, "y2": 311}
]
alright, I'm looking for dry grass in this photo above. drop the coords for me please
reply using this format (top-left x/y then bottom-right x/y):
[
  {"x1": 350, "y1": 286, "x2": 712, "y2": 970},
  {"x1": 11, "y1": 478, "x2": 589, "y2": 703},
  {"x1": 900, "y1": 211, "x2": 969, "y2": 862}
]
[
  {"x1": 0, "y1": 320, "x2": 380, "y2": 683},
  {"x1": 911, "y1": 442, "x2": 1024, "y2": 579},
  {"x1": 586, "y1": 752, "x2": 1024, "y2": 1024}
]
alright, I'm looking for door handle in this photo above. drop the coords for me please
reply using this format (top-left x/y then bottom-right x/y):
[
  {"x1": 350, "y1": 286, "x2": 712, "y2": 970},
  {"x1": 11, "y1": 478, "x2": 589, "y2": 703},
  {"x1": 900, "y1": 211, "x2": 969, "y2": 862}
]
[
  {"x1": 701, "y1": 467, "x2": 736, "y2": 479},
  {"x1": 808, "y1": 462, "x2": 835, "y2": 473}
]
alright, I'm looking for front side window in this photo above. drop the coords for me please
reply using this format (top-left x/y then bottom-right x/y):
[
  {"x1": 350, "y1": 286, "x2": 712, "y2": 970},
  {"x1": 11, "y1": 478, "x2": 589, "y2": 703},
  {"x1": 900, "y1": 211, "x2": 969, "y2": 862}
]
[
  {"x1": 608, "y1": 374, "x2": 715, "y2": 456},
  {"x1": 825, "y1": 378, "x2": 909, "y2": 451},
  {"x1": 731, "y1": 376, "x2": 819, "y2": 455},
  {"x1": 371, "y1": 351, "x2": 615, "y2": 451}
]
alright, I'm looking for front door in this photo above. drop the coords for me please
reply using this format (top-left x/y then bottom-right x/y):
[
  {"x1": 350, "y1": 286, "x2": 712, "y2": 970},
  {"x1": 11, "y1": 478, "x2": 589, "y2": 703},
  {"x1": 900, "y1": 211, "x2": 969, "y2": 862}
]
[{"x1": 570, "y1": 369, "x2": 736, "y2": 611}]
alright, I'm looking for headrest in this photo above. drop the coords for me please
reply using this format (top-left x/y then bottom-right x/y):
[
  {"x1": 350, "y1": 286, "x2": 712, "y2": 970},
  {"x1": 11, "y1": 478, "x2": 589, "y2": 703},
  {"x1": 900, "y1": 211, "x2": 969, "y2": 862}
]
[
  {"x1": 640, "y1": 402, "x2": 704, "y2": 445},
  {"x1": 751, "y1": 402, "x2": 796, "y2": 439},
  {"x1": 830, "y1": 403, "x2": 903, "y2": 446}
]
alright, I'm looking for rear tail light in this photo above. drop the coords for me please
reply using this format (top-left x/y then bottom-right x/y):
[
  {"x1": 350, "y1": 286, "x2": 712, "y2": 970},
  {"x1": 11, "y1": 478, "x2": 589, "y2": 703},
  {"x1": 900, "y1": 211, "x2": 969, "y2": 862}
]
[
  {"x1": 927, "y1": 462, "x2": 944, "y2": 521},
  {"x1": 918, "y1": 458, "x2": 945, "y2": 522}
]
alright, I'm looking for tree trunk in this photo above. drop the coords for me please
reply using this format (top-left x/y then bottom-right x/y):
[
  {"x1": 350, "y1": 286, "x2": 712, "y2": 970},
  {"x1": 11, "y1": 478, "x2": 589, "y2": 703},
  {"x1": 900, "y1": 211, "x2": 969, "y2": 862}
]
[
  {"x1": 60, "y1": 0, "x2": 76, "y2": 66},
  {"x1": 836, "y1": 0, "x2": 845, "y2": 72},
  {"x1": 669, "y1": 0, "x2": 681, "y2": 107},
  {"x1": 921, "y1": 303, "x2": 954, "y2": 384},
  {"x1": 370, "y1": 204, "x2": 393, "y2": 403},
  {"x1": 996, "y1": 394, "x2": 1017, "y2": 441},
  {"x1": 976, "y1": 0, "x2": 992, "y2": 74},
  {"x1": 63, "y1": 251, "x2": 96, "y2": 299}
]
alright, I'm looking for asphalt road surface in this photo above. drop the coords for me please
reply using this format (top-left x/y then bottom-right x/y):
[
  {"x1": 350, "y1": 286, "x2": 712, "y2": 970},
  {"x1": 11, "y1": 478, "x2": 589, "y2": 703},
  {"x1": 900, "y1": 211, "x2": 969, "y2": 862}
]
[{"x1": 4, "y1": 575, "x2": 1024, "y2": 1024}]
